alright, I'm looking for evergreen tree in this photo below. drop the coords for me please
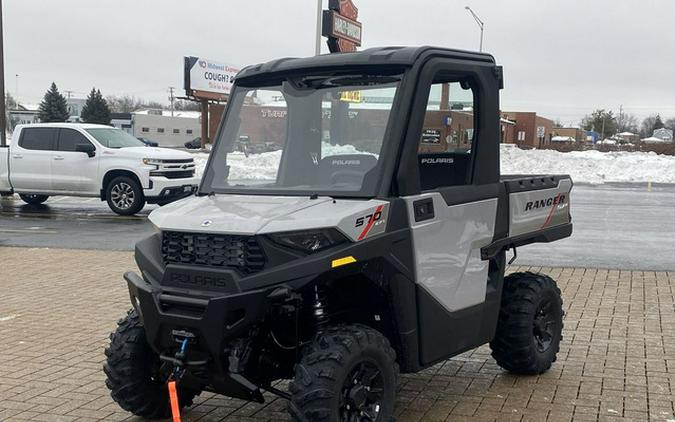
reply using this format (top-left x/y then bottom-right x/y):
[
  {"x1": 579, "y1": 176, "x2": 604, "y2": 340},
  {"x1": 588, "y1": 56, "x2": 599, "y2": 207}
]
[
  {"x1": 654, "y1": 114, "x2": 664, "y2": 130},
  {"x1": 81, "y1": 88, "x2": 111, "y2": 124},
  {"x1": 38, "y1": 82, "x2": 70, "y2": 122},
  {"x1": 580, "y1": 109, "x2": 618, "y2": 138}
]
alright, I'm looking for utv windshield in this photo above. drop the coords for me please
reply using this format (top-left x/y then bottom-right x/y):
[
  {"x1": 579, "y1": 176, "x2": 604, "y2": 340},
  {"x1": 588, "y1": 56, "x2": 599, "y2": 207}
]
[{"x1": 202, "y1": 71, "x2": 402, "y2": 197}]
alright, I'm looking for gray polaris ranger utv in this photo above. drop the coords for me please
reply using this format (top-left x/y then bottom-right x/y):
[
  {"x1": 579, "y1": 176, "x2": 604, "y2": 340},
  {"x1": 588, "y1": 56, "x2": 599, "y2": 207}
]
[{"x1": 105, "y1": 46, "x2": 572, "y2": 421}]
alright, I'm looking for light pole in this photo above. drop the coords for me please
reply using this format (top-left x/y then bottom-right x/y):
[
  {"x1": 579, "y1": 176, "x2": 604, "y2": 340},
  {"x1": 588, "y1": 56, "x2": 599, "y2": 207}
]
[
  {"x1": 0, "y1": 0, "x2": 6, "y2": 146},
  {"x1": 464, "y1": 6, "x2": 484, "y2": 52},
  {"x1": 315, "y1": 0, "x2": 322, "y2": 55},
  {"x1": 15, "y1": 73, "x2": 18, "y2": 103}
]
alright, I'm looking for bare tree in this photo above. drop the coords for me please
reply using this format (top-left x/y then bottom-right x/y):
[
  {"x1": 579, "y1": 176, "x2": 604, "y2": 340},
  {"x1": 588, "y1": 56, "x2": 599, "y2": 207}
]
[
  {"x1": 617, "y1": 113, "x2": 639, "y2": 133},
  {"x1": 106, "y1": 95, "x2": 167, "y2": 113}
]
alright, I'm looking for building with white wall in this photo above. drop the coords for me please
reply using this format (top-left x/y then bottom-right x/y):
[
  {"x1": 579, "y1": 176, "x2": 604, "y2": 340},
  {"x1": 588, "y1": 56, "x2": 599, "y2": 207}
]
[{"x1": 131, "y1": 110, "x2": 201, "y2": 147}]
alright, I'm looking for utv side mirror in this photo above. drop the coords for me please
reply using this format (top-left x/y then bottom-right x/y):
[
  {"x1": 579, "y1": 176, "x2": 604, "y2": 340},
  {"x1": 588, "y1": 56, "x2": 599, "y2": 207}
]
[{"x1": 76, "y1": 143, "x2": 96, "y2": 157}]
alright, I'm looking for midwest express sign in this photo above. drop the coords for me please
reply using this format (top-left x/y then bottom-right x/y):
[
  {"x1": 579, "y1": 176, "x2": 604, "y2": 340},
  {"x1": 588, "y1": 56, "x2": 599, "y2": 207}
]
[{"x1": 184, "y1": 56, "x2": 241, "y2": 97}]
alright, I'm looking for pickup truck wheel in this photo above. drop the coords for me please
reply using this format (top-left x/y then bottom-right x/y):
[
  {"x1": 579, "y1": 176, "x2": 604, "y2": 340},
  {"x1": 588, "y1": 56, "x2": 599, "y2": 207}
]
[
  {"x1": 104, "y1": 309, "x2": 199, "y2": 419},
  {"x1": 289, "y1": 324, "x2": 399, "y2": 422},
  {"x1": 106, "y1": 176, "x2": 145, "y2": 215},
  {"x1": 490, "y1": 272, "x2": 564, "y2": 375},
  {"x1": 19, "y1": 194, "x2": 49, "y2": 205}
]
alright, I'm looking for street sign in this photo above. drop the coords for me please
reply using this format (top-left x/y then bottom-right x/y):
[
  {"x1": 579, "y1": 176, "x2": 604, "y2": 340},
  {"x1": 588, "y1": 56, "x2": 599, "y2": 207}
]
[{"x1": 322, "y1": 0, "x2": 362, "y2": 53}]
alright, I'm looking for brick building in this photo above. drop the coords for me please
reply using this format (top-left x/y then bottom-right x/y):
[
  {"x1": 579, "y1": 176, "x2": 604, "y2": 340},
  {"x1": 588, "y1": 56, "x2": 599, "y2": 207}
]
[
  {"x1": 553, "y1": 127, "x2": 586, "y2": 142},
  {"x1": 501, "y1": 111, "x2": 555, "y2": 148}
]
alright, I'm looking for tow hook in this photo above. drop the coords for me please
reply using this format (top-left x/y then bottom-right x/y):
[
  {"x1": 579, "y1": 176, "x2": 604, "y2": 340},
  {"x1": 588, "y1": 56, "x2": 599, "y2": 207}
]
[{"x1": 167, "y1": 338, "x2": 189, "y2": 422}]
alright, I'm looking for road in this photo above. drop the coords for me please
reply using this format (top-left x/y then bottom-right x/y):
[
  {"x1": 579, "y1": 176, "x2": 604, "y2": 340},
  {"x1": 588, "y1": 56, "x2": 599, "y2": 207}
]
[{"x1": 1, "y1": 184, "x2": 674, "y2": 270}]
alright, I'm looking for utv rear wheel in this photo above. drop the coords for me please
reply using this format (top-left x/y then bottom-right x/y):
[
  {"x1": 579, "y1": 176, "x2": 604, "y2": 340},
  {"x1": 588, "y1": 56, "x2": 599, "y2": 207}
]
[
  {"x1": 490, "y1": 272, "x2": 563, "y2": 375},
  {"x1": 289, "y1": 325, "x2": 399, "y2": 422},
  {"x1": 19, "y1": 193, "x2": 49, "y2": 205},
  {"x1": 106, "y1": 176, "x2": 145, "y2": 215},
  {"x1": 104, "y1": 309, "x2": 198, "y2": 419}
]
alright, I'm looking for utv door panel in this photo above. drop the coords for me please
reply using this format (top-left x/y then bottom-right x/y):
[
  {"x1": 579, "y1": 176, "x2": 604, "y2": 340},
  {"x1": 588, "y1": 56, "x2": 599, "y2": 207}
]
[{"x1": 405, "y1": 192, "x2": 497, "y2": 312}]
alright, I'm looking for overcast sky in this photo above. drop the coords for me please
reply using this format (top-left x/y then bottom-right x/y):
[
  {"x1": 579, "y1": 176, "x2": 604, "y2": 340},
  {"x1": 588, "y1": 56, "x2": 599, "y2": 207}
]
[{"x1": 5, "y1": 0, "x2": 675, "y2": 125}]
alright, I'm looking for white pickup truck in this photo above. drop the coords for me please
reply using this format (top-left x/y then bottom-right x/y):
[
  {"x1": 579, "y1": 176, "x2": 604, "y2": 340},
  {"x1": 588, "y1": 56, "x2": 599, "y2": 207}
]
[{"x1": 0, "y1": 123, "x2": 200, "y2": 215}]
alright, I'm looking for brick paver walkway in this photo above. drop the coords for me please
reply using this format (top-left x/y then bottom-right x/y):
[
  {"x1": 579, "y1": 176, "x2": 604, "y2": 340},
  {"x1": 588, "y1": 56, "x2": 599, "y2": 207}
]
[{"x1": 1, "y1": 247, "x2": 674, "y2": 421}]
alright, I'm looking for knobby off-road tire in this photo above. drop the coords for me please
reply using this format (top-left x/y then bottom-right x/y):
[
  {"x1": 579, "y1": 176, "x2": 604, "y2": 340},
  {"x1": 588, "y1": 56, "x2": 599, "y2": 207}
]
[
  {"x1": 106, "y1": 176, "x2": 145, "y2": 215},
  {"x1": 19, "y1": 193, "x2": 49, "y2": 205},
  {"x1": 104, "y1": 309, "x2": 198, "y2": 419},
  {"x1": 289, "y1": 325, "x2": 399, "y2": 422},
  {"x1": 490, "y1": 272, "x2": 564, "y2": 375}
]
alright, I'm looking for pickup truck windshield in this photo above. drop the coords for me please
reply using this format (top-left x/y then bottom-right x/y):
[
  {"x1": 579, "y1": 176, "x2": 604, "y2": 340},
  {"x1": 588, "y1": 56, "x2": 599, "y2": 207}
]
[
  {"x1": 203, "y1": 73, "x2": 402, "y2": 197},
  {"x1": 86, "y1": 128, "x2": 145, "y2": 148}
]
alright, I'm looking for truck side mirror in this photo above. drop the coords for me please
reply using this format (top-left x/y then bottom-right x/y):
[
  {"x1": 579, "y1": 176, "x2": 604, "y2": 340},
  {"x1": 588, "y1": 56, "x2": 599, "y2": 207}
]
[{"x1": 75, "y1": 143, "x2": 96, "y2": 157}]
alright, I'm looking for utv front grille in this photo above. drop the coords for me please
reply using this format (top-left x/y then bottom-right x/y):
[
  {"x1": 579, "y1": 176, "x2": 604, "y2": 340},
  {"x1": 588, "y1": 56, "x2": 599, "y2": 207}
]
[{"x1": 161, "y1": 231, "x2": 266, "y2": 274}]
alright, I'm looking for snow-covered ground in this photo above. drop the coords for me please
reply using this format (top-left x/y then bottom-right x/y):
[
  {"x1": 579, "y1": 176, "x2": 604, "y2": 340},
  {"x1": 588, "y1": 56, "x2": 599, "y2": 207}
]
[{"x1": 192, "y1": 144, "x2": 675, "y2": 185}]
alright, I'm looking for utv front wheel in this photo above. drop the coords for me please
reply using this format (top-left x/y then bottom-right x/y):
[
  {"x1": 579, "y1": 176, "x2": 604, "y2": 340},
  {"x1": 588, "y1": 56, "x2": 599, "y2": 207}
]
[
  {"x1": 490, "y1": 272, "x2": 563, "y2": 375},
  {"x1": 104, "y1": 310, "x2": 198, "y2": 419},
  {"x1": 289, "y1": 325, "x2": 399, "y2": 422},
  {"x1": 19, "y1": 193, "x2": 49, "y2": 205}
]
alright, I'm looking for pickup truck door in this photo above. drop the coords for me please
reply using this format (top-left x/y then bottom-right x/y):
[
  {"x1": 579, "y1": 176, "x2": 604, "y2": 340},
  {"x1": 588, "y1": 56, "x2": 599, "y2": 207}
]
[
  {"x1": 51, "y1": 128, "x2": 99, "y2": 193},
  {"x1": 398, "y1": 62, "x2": 507, "y2": 365},
  {"x1": 10, "y1": 127, "x2": 56, "y2": 192}
]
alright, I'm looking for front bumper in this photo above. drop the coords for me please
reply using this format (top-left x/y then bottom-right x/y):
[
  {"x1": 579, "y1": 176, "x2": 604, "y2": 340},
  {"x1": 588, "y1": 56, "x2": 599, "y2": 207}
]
[
  {"x1": 144, "y1": 175, "x2": 200, "y2": 199},
  {"x1": 125, "y1": 270, "x2": 271, "y2": 401}
]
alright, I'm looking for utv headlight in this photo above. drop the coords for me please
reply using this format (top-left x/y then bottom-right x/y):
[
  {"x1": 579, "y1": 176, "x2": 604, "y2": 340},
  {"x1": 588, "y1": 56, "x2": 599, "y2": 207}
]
[{"x1": 268, "y1": 228, "x2": 348, "y2": 253}]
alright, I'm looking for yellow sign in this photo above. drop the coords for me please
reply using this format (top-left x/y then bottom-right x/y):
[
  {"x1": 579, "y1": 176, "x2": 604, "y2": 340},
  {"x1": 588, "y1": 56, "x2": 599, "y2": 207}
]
[{"x1": 340, "y1": 90, "x2": 362, "y2": 103}]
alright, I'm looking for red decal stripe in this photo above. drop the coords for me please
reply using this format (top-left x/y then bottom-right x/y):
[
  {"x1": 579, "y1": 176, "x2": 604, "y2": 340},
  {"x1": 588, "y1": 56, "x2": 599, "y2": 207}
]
[
  {"x1": 540, "y1": 193, "x2": 561, "y2": 229},
  {"x1": 357, "y1": 205, "x2": 384, "y2": 241}
]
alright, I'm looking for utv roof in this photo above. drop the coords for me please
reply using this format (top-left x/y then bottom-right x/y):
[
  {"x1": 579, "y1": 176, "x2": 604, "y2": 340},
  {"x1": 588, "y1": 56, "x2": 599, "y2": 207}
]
[{"x1": 237, "y1": 46, "x2": 496, "y2": 81}]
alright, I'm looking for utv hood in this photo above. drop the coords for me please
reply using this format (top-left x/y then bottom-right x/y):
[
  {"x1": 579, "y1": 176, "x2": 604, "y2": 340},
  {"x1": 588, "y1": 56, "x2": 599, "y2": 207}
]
[
  {"x1": 148, "y1": 194, "x2": 390, "y2": 241},
  {"x1": 149, "y1": 195, "x2": 333, "y2": 235}
]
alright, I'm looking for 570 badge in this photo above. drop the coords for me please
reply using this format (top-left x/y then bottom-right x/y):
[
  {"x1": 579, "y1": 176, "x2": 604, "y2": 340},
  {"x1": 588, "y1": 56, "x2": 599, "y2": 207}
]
[
  {"x1": 354, "y1": 204, "x2": 387, "y2": 241},
  {"x1": 355, "y1": 210, "x2": 383, "y2": 227}
]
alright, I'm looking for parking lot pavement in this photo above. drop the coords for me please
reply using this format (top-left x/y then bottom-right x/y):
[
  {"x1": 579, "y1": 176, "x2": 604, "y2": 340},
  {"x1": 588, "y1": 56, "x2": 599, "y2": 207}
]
[{"x1": 1, "y1": 246, "x2": 675, "y2": 421}]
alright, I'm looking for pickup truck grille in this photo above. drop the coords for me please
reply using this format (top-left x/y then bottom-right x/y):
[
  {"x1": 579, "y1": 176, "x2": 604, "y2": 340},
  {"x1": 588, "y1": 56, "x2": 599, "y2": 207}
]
[
  {"x1": 161, "y1": 231, "x2": 266, "y2": 274},
  {"x1": 155, "y1": 170, "x2": 195, "y2": 179}
]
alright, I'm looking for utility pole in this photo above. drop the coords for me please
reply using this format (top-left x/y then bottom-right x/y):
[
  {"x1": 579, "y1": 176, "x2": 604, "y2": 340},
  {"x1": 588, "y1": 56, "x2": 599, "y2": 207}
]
[
  {"x1": 14, "y1": 73, "x2": 17, "y2": 104},
  {"x1": 315, "y1": 0, "x2": 322, "y2": 55},
  {"x1": 65, "y1": 90, "x2": 74, "y2": 99},
  {"x1": 0, "y1": 0, "x2": 6, "y2": 147},
  {"x1": 168, "y1": 86, "x2": 175, "y2": 117}
]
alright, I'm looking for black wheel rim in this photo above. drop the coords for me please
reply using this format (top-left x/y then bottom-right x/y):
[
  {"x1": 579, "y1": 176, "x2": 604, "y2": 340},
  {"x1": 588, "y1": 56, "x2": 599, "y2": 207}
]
[
  {"x1": 339, "y1": 360, "x2": 384, "y2": 422},
  {"x1": 533, "y1": 298, "x2": 557, "y2": 353}
]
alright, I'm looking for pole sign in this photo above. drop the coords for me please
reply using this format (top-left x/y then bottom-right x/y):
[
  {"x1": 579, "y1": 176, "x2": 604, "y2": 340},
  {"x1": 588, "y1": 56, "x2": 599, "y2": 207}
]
[
  {"x1": 184, "y1": 56, "x2": 241, "y2": 100},
  {"x1": 322, "y1": 0, "x2": 362, "y2": 53}
]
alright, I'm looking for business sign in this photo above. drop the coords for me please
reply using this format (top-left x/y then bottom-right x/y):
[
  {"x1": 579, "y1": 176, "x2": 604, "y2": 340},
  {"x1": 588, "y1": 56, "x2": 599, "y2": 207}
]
[
  {"x1": 340, "y1": 90, "x2": 362, "y2": 103},
  {"x1": 184, "y1": 56, "x2": 241, "y2": 99},
  {"x1": 322, "y1": 0, "x2": 362, "y2": 53},
  {"x1": 421, "y1": 129, "x2": 442, "y2": 144},
  {"x1": 537, "y1": 126, "x2": 546, "y2": 138}
]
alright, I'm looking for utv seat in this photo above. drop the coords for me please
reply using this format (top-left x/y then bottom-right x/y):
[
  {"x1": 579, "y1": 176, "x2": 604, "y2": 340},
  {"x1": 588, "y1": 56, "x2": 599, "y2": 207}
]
[
  {"x1": 418, "y1": 152, "x2": 470, "y2": 190},
  {"x1": 318, "y1": 154, "x2": 378, "y2": 188}
]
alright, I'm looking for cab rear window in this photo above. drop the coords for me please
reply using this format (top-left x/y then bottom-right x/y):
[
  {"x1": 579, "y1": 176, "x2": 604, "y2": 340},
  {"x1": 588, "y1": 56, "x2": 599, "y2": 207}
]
[{"x1": 19, "y1": 128, "x2": 56, "y2": 150}]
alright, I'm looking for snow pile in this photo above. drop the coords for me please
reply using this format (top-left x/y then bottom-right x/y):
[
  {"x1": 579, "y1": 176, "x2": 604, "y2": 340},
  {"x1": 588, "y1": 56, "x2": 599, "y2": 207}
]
[
  {"x1": 193, "y1": 144, "x2": 675, "y2": 185},
  {"x1": 501, "y1": 145, "x2": 675, "y2": 184}
]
